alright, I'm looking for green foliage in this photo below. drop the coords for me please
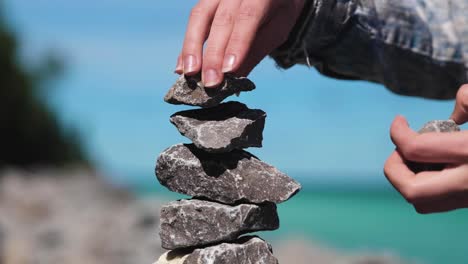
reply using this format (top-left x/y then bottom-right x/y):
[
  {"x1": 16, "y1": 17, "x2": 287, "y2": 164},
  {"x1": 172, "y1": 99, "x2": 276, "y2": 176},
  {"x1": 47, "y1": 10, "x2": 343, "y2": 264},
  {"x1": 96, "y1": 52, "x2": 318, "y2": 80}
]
[{"x1": 0, "y1": 6, "x2": 88, "y2": 168}]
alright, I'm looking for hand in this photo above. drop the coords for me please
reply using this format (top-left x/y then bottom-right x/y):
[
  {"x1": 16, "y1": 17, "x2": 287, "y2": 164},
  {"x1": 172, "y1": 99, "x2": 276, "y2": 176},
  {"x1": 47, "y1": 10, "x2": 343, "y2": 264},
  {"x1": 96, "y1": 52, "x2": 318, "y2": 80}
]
[
  {"x1": 175, "y1": 0, "x2": 305, "y2": 87},
  {"x1": 384, "y1": 84, "x2": 468, "y2": 214}
]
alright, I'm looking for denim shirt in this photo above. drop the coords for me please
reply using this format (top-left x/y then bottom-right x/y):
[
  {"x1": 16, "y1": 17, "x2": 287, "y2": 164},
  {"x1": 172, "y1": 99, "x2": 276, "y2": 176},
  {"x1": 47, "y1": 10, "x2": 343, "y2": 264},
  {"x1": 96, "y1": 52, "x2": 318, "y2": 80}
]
[{"x1": 270, "y1": 0, "x2": 468, "y2": 99}]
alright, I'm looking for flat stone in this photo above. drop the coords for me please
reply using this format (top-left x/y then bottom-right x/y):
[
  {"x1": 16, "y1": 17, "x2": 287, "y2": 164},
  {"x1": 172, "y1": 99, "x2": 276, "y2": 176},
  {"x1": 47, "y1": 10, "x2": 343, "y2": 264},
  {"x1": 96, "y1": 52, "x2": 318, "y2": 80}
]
[
  {"x1": 164, "y1": 74, "x2": 255, "y2": 108},
  {"x1": 155, "y1": 144, "x2": 301, "y2": 204},
  {"x1": 155, "y1": 236, "x2": 278, "y2": 264},
  {"x1": 409, "y1": 120, "x2": 460, "y2": 172},
  {"x1": 170, "y1": 102, "x2": 266, "y2": 153},
  {"x1": 159, "y1": 199, "x2": 279, "y2": 249}
]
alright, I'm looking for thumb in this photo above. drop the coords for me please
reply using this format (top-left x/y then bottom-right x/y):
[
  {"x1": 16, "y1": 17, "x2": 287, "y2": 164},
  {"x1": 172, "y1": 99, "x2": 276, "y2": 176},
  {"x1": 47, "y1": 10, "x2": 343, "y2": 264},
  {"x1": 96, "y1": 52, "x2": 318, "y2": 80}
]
[
  {"x1": 390, "y1": 115, "x2": 417, "y2": 147},
  {"x1": 450, "y1": 84, "x2": 468, "y2": 125}
]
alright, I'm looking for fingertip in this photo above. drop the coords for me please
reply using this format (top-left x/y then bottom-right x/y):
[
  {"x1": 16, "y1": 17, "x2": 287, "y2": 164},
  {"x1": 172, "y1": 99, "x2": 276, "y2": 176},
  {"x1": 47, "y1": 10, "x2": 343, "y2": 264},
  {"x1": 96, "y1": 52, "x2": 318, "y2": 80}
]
[
  {"x1": 222, "y1": 54, "x2": 236, "y2": 73},
  {"x1": 390, "y1": 115, "x2": 416, "y2": 146},
  {"x1": 202, "y1": 68, "x2": 223, "y2": 88},
  {"x1": 451, "y1": 84, "x2": 468, "y2": 125},
  {"x1": 383, "y1": 150, "x2": 415, "y2": 196},
  {"x1": 174, "y1": 55, "x2": 183, "y2": 74},
  {"x1": 384, "y1": 151, "x2": 409, "y2": 177},
  {"x1": 174, "y1": 65, "x2": 183, "y2": 74},
  {"x1": 391, "y1": 115, "x2": 412, "y2": 131},
  {"x1": 390, "y1": 115, "x2": 406, "y2": 137},
  {"x1": 203, "y1": 81, "x2": 223, "y2": 88},
  {"x1": 394, "y1": 115, "x2": 409, "y2": 126},
  {"x1": 183, "y1": 54, "x2": 200, "y2": 75},
  {"x1": 388, "y1": 150, "x2": 405, "y2": 163}
]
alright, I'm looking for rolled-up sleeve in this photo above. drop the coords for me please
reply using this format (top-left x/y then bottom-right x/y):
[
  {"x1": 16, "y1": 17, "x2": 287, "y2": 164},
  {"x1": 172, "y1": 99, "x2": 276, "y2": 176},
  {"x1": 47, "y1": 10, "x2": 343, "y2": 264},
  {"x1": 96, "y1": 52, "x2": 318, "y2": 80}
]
[{"x1": 270, "y1": 0, "x2": 468, "y2": 100}]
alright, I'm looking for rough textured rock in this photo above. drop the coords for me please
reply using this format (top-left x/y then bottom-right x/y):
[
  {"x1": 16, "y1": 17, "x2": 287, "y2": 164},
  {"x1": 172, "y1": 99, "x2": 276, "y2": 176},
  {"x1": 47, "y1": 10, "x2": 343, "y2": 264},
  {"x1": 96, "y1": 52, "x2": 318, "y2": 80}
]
[
  {"x1": 409, "y1": 120, "x2": 461, "y2": 172},
  {"x1": 159, "y1": 199, "x2": 279, "y2": 249},
  {"x1": 164, "y1": 74, "x2": 255, "y2": 108},
  {"x1": 155, "y1": 236, "x2": 278, "y2": 264},
  {"x1": 418, "y1": 120, "x2": 460, "y2": 133},
  {"x1": 170, "y1": 102, "x2": 266, "y2": 153},
  {"x1": 155, "y1": 144, "x2": 301, "y2": 204}
]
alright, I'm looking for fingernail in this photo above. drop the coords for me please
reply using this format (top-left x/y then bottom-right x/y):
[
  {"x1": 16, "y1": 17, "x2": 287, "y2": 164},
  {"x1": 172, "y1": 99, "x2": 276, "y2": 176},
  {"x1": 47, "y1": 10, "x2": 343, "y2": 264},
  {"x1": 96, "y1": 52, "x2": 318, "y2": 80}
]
[
  {"x1": 203, "y1": 69, "x2": 220, "y2": 87},
  {"x1": 174, "y1": 58, "x2": 183, "y2": 73},
  {"x1": 222, "y1": 54, "x2": 236, "y2": 73},
  {"x1": 183, "y1": 55, "x2": 197, "y2": 74}
]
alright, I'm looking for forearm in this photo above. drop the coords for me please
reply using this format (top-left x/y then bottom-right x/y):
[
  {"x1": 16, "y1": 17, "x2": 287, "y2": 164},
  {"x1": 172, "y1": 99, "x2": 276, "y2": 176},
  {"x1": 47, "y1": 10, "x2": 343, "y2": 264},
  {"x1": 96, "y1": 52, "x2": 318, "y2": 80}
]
[{"x1": 271, "y1": 0, "x2": 468, "y2": 99}]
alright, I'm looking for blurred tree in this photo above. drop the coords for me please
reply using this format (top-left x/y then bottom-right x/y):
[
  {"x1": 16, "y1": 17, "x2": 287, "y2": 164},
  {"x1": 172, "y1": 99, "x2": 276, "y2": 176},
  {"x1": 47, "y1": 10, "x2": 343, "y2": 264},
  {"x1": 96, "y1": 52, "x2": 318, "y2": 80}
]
[{"x1": 0, "y1": 4, "x2": 88, "y2": 168}]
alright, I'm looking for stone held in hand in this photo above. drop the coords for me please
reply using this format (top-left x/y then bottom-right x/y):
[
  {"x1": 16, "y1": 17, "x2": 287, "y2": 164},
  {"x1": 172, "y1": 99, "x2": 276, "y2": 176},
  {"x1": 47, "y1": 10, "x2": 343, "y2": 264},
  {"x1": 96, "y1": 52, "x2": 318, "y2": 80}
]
[
  {"x1": 170, "y1": 101, "x2": 266, "y2": 153},
  {"x1": 418, "y1": 120, "x2": 460, "y2": 133},
  {"x1": 408, "y1": 120, "x2": 461, "y2": 173},
  {"x1": 159, "y1": 199, "x2": 279, "y2": 249},
  {"x1": 164, "y1": 74, "x2": 255, "y2": 108},
  {"x1": 155, "y1": 144, "x2": 301, "y2": 204},
  {"x1": 155, "y1": 236, "x2": 278, "y2": 264}
]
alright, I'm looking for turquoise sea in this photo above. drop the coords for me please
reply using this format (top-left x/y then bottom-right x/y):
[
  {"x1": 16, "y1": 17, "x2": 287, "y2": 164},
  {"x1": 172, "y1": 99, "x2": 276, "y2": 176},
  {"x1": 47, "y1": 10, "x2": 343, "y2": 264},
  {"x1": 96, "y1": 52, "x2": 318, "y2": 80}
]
[{"x1": 124, "y1": 173, "x2": 468, "y2": 264}]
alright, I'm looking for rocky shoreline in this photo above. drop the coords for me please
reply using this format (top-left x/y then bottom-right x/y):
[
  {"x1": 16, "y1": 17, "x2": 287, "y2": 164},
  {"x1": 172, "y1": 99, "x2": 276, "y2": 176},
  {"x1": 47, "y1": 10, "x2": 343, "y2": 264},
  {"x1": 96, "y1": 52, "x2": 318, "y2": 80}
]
[
  {"x1": 0, "y1": 169, "x2": 409, "y2": 264},
  {"x1": 0, "y1": 168, "x2": 163, "y2": 264}
]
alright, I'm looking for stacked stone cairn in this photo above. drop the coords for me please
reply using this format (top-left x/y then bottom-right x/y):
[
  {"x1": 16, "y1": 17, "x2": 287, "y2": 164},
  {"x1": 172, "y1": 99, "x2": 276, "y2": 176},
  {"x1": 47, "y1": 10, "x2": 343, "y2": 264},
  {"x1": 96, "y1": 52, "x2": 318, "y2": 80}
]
[{"x1": 154, "y1": 74, "x2": 301, "y2": 264}]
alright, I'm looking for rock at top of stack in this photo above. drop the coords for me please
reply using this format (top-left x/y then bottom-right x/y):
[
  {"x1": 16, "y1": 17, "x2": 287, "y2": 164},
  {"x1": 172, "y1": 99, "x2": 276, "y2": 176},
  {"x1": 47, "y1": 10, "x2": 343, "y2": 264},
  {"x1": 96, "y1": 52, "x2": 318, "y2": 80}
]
[
  {"x1": 156, "y1": 144, "x2": 301, "y2": 204},
  {"x1": 164, "y1": 74, "x2": 255, "y2": 108},
  {"x1": 155, "y1": 236, "x2": 278, "y2": 264},
  {"x1": 408, "y1": 120, "x2": 460, "y2": 173},
  {"x1": 170, "y1": 102, "x2": 266, "y2": 153},
  {"x1": 159, "y1": 199, "x2": 279, "y2": 249}
]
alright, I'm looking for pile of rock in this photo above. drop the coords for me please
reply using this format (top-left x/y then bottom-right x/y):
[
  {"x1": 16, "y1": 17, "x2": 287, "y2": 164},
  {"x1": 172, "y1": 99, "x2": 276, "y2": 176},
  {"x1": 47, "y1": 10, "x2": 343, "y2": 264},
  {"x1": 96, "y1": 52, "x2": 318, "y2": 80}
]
[{"x1": 154, "y1": 74, "x2": 301, "y2": 263}]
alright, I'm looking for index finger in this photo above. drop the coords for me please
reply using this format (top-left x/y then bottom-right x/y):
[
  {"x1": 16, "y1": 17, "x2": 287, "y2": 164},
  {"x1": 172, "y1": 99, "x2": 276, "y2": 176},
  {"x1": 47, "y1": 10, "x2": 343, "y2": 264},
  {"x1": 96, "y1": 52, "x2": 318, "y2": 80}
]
[
  {"x1": 385, "y1": 151, "x2": 468, "y2": 203},
  {"x1": 384, "y1": 150, "x2": 415, "y2": 195},
  {"x1": 181, "y1": 1, "x2": 220, "y2": 75},
  {"x1": 390, "y1": 115, "x2": 468, "y2": 163},
  {"x1": 223, "y1": 0, "x2": 273, "y2": 74}
]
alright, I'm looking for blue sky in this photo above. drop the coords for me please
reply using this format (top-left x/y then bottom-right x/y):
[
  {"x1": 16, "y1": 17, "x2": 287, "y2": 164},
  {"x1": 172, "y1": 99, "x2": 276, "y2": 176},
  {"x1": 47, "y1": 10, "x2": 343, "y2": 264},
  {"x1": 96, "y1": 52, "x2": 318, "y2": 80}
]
[{"x1": 5, "y1": 0, "x2": 458, "y2": 184}]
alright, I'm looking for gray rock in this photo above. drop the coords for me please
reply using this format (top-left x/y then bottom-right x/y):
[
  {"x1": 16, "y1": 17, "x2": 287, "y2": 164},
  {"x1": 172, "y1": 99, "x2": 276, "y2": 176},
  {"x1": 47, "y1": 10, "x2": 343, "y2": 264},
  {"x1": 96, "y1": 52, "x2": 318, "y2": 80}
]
[
  {"x1": 418, "y1": 120, "x2": 460, "y2": 133},
  {"x1": 155, "y1": 236, "x2": 278, "y2": 264},
  {"x1": 155, "y1": 144, "x2": 301, "y2": 204},
  {"x1": 409, "y1": 120, "x2": 460, "y2": 173},
  {"x1": 159, "y1": 199, "x2": 279, "y2": 249},
  {"x1": 170, "y1": 102, "x2": 266, "y2": 153},
  {"x1": 164, "y1": 74, "x2": 255, "y2": 108}
]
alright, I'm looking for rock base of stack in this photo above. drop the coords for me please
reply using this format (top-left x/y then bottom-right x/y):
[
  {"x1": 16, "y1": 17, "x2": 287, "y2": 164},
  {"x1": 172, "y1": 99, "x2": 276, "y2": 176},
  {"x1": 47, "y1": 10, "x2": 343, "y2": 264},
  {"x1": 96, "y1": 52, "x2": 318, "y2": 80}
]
[{"x1": 154, "y1": 236, "x2": 278, "y2": 264}]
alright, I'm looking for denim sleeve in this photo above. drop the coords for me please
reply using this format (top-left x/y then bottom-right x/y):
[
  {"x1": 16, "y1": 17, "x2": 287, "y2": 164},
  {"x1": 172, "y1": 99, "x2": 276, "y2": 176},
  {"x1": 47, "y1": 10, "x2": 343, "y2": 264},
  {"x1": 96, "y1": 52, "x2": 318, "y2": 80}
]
[{"x1": 270, "y1": 0, "x2": 468, "y2": 100}]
